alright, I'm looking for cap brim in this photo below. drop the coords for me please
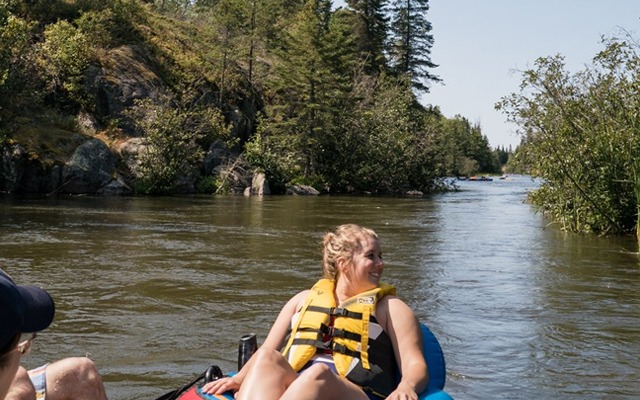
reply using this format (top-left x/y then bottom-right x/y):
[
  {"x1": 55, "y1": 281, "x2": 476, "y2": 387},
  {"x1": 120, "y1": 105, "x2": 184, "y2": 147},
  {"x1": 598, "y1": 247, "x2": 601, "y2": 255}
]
[{"x1": 16, "y1": 285, "x2": 55, "y2": 333}]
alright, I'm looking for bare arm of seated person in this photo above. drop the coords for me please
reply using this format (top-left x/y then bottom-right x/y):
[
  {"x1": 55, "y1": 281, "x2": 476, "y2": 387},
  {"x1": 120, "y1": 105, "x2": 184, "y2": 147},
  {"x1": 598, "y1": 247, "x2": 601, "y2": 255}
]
[
  {"x1": 377, "y1": 296, "x2": 429, "y2": 400},
  {"x1": 201, "y1": 290, "x2": 309, "y2": 396}
]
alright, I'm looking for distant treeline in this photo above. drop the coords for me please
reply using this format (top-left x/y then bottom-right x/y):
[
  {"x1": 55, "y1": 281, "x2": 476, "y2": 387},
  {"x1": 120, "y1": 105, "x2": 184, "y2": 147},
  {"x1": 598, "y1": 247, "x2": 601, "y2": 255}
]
[{"x1": 0, "y1": 0, "x2": 511, "y2": 195}]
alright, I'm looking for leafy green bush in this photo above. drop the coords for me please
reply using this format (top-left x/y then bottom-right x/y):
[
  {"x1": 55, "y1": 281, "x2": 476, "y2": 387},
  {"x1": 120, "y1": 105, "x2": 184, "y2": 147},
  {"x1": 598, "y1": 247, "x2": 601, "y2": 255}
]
[
  {"x1": 497, "y1": 33, "x2": 640, "y2": 236},
  {"x1": 126, "y1": 98, "x2": 230, "y2": 195},
  {"x1": 36, "y1": 20, "x2": 94, "y2": 108},
  {"x1": 196, "y1": 175, "x2": 218, "y2": 194},
  {"x1": 0, "y1": 10, "x2": 39, "y2": 116},
  {"x1": 75, "y1": 9, "x2": 117, "y2": 49},
  {"x1": 244, "y1": 119, "x2": 299, "y2": 194}
]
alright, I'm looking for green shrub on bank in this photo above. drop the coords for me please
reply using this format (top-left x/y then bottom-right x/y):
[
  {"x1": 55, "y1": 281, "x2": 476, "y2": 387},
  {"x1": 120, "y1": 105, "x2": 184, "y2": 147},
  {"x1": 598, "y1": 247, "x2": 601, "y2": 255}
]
[
  {"x1": 196, "y1": 176, "x2": 218, "y2": 194},
  {"x1": 498, "y1": 32, "x2": 640, "y2": 237},
  {"x1": 126, "y1": 97, "x2": 231, "y2": 195}
]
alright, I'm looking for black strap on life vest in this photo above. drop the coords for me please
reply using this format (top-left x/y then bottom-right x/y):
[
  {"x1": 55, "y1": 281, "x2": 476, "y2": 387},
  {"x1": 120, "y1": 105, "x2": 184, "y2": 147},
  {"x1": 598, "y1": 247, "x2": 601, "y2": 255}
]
[
  {"x1": 290, "y1": 323, "x2": 362, "y2": 350},
  {"x1": 292, "y1": 322, "x2": 362, "y2": 343},
  {"x1": 331, "y1": 343, "x2": 361, "y2": 359},
  {"x1": 288, "y1": 337, "x2": 363, "y2": 360},
  {"x1": 305, "y1": 305, "x2": 364, "y2": 320},
  {"x1": 319, "y1": 324, "x2": 362, "y2": 342},
  {"x1": 331, "y1": 307, "x2": 364, "y2": 319}
]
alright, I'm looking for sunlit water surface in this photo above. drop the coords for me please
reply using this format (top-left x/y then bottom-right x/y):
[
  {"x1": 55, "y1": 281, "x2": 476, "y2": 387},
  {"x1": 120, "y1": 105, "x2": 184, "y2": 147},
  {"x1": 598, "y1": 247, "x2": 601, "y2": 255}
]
[{"x1": 1, "y1": 175, "x2": 638, "y2": 399}]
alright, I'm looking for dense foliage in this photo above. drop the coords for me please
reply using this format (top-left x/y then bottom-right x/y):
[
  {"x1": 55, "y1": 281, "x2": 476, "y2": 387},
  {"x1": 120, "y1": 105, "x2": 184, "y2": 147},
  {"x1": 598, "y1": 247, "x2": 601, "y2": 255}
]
[
  {"x1": 0, "y1": 0, "x2": 502, "y2": 194},
  {"x1": 497, "y1": 31, "x2": 640, "y2": 237}
]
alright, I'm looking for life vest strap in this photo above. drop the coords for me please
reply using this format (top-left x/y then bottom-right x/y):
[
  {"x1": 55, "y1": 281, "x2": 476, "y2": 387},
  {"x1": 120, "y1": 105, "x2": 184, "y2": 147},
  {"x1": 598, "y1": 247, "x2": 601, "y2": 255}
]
[
  {"x1": 291, "y1": 337, "x2": 326, "y2": 346},
  {"x1": 332, "y1": 343, "x2": 361, "y2": 359},
  {"x1": 319, "y1": 324, "x2": 362, "y2": 342},
  {"x1": 305, "y1": 305, "x2": 332, "y2": 314},
  {"x1": 305, "y1": 305, "x2": 364, "y2": 319},
  {"x1": 331, "y1": 307, "x2": 363, "y2": 319}
]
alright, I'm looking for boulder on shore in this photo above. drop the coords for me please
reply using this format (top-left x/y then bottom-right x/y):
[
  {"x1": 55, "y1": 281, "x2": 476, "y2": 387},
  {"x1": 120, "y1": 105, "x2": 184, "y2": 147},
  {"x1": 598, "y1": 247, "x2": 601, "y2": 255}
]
[{"x1": 61, "y1": 139, "x2": 117, "y2": 194}]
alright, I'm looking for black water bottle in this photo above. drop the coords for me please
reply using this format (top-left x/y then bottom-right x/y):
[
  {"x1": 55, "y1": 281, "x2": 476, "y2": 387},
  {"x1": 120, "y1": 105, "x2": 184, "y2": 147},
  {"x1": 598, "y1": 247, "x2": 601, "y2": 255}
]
[{"x1": 237, "y1": 333, "x2": 257, "y2": 370}]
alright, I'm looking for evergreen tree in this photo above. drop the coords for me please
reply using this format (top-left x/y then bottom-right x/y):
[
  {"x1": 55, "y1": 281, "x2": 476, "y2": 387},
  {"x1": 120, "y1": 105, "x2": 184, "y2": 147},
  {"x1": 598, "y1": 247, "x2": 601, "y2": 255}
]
[
  {"x1": 437, "y1": 116, "x2": 497, "y2": 175},
  {"x1": 207, "y1": 0, "x2": 248, "y2": 108},
  {"x1": 255, "y1": 0, "x2": 306, "y2": 51},
  {"x1": 253, "y1": 0, "x2": 331, "y2": 178},
  {"x1": 388, "y1": 0, "x2": 439, "y2": 92},
  {"x1": 345, "y1": 0, "x2": 388, "y2": 73}
]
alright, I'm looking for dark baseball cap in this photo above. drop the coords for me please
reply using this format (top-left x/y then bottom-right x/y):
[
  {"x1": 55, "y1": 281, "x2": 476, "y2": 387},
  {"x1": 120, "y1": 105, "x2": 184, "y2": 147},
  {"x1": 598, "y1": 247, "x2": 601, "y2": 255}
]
[{"x1": 0, "y1": 269, "x2": 55, "y2": 350}]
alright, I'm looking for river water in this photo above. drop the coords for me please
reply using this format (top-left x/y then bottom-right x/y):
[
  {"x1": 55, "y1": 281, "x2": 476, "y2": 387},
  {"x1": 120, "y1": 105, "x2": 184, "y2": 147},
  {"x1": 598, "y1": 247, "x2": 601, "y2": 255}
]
[{"x1": 1, "y1": 175, "x2": 639, "y2": 399}]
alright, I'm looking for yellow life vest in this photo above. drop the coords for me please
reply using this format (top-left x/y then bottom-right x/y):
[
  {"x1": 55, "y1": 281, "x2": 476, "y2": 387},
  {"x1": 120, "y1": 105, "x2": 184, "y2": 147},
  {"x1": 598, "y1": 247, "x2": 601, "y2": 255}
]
[{"x1": 282, "y1": 279, "x2": 397, "y2": 397}]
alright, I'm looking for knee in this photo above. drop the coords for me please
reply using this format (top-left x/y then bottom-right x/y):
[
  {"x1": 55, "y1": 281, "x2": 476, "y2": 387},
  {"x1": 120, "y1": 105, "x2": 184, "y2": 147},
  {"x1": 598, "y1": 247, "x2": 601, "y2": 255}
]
[
  {"x1": 285, "y1": 363, "x2": 335, "y2": 396},
  {"x1": 62, "y1": 357, "x2": 102, "y2": 384},
  {"x1": 5, "y1": 366, "x2": 36, "y2": 400},
  {"x1": 297, "y1": 363, "x2": 334, "y2": 383},
  {"x1": 47, "y1": 357, "x2": 106, "y2": 398},
  {"x1": 251, "y1": 347, "x2": 286, "y2": 366}
]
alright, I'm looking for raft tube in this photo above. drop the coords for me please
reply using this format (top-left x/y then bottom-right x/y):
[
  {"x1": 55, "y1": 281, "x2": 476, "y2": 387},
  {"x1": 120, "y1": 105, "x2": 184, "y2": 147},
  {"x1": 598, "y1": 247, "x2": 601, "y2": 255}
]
[{"x1": 191, "y1": 323, "x2": 453, "y2": 399}]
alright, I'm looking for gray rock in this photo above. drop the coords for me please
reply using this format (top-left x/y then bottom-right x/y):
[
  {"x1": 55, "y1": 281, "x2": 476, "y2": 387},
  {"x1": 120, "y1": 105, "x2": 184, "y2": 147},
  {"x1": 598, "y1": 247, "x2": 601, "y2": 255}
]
[
  {"x1": 97, "y1": 174, "x2": 133, "y2": 196},
  {"x1": 116, "y1": 138, "x2": 147, "y2": 178},
  {"x1": 62, "y1": 139, "x2": 116, "y2": 194},
  {"x1": 77, "y1": 112, "x2": 99, "y2": 136},
  {"x1": 246, "y1": 171, "x2": 270, "y2": 196},
  {"x1": 85, "y1": 45, "x2": 165, "y2": 132},
  {"x1": 286, "y1": 184, "x2": 320, "y2": 196},
  {"x1": 203, "y1": 139, "x2": 231, "y2": 175}
]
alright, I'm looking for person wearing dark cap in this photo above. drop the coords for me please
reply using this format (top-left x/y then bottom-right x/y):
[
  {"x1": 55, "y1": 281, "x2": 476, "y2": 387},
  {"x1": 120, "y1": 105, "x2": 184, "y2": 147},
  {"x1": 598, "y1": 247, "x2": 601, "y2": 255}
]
[{"x1": 0, "y1": 270, "x2": 108, "y2": 400}]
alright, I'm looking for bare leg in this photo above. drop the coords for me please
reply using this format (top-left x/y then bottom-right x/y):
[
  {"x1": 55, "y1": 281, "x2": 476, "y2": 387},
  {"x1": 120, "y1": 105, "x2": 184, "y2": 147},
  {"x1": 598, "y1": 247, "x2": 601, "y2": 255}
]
[
  {"x1": 43, "y1": 357, "x2": 108, "y2": 400},
  {"x1": 235, "y1": 348, "x2": 297, "y2": 400},
  {"x1": 5, "y1": 367, "x2": 36, "y2": 400},
  {"x1": 281, "y1": 364, "x2": 369, "y2": 400}
]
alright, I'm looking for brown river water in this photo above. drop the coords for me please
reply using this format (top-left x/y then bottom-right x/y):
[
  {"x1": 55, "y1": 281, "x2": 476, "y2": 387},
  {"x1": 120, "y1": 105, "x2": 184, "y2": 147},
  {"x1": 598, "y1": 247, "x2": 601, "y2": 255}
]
[{"x1": 1, "y1": 175, "x2": 639, "y2": 399}]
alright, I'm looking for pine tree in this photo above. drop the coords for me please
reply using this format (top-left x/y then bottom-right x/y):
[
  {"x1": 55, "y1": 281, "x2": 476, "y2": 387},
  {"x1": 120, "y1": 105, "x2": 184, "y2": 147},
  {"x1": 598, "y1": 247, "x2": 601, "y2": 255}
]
[
  {"x1": 264, "y1": 0, "x2": 334, "y2": 175},
  {"x1": 345, "y1": 0, "x2": 389, "y2": 73},
  {"x1": 207, "y1": 0, "x2": 248, "y2": 107},
  {"x1": 388, "y1": 0, "x2": 440, "y2": 92}
]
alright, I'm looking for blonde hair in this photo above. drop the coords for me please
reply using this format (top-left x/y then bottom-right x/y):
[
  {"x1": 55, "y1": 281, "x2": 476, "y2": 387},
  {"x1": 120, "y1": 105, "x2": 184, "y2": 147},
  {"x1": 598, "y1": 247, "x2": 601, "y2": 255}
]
[{"x1": 322, "y1": 224, "x2": 378, "y2": 280}]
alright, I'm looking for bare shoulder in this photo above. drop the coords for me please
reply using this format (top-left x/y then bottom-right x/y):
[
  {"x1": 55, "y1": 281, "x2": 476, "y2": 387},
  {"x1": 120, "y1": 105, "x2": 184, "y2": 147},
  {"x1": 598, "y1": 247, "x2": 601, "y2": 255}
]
[
  {"x1": 376, "y1": 295, "x2": 418, "y2": 331},
  {"x1": 286, "y1": 289, "x2": 310, "y2": 312},
  {"x1": 377, "y1": 294, "x2": 412, "y2": 313},
  {"x1": 263, "y1": 289, "x2": 310, "y2": 349}
]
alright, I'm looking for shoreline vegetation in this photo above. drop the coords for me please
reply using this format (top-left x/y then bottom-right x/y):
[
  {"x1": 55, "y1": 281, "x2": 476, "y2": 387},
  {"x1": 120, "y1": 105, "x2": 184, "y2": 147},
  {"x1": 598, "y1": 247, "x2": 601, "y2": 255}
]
[
  {"x1": 0, "y1": 0, "x2": 508, "y2": 199},
  {"x1": 2, "y1": 1, "x2": 639, "y2": 241},
  {"x1": 498, "y1": 28, "x2": 640, "y2": 241}
]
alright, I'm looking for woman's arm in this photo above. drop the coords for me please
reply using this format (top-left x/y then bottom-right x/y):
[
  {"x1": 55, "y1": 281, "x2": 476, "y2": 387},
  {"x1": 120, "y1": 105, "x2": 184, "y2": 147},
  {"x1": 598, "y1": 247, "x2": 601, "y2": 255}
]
[
  {"x1": 232, "y1": 290, "x2": 308, "y2": 380},
  {"x1": 202, "y1": 290, "x2": 308, "y2": 395},
  {"x1": 261, "y1": 289, "x2": 309, "y2": 350},
  {"x1": 384, "y1": 297, "x2": 429, "y2": 400}
]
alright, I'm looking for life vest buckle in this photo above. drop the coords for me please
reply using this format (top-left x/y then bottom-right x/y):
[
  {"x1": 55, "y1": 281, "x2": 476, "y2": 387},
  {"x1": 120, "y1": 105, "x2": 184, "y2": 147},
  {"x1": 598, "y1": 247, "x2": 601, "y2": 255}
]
[{"x1": 332, "y1": 307, "x2": 349, "y2": 317}]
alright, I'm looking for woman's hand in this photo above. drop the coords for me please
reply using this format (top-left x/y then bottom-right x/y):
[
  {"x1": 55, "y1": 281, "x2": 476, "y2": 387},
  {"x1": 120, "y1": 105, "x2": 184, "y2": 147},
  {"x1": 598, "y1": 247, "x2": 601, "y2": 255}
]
[
  {"x1": 201, "y1": 376, "x2": 240, "y2": 396},
  {"x1": 385, "y1": 380, "x2": 419, "y2": 400}
]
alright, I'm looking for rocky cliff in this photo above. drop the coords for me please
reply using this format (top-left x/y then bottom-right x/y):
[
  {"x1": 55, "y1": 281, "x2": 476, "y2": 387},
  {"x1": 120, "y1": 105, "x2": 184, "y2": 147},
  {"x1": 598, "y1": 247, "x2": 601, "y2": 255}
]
[{"x1": 0, "y1": 44, "x2": 278, "y2": 196}]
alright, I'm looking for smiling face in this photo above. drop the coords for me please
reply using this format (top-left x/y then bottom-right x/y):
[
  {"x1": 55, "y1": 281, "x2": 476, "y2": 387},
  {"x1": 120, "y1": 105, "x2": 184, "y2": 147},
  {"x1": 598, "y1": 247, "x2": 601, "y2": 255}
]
[{"x1": 339, "y1": 234, "x2": 384, "y2": 294}]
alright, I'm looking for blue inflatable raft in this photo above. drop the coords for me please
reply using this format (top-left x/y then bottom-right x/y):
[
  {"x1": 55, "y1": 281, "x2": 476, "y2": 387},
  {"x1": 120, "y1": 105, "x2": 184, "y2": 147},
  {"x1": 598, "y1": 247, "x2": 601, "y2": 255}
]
[{"x1": 176, "y1": 323, "x2": 453, "y2": 400}]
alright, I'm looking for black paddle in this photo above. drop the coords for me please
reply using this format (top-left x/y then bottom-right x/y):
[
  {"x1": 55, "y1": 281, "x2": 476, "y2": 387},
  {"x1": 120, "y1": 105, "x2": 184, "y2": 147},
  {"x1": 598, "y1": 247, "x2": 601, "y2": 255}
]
[{"x1": 155, "y1": 365, "x2": 223, "y2": 400}]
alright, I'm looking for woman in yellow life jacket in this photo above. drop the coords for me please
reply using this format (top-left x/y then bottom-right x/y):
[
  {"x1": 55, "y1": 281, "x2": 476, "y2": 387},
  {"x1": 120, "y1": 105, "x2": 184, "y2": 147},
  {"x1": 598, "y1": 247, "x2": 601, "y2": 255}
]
[{"x1": 202, "y1": 224, "x2": 428, "y2": 400}]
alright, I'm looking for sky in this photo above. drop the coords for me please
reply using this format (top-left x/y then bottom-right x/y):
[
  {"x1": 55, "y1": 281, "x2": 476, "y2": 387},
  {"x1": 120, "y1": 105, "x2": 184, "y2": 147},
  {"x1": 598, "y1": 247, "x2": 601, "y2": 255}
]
[{"x1": 334, "y1": 0, "x2": 640, "y2": 149}]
